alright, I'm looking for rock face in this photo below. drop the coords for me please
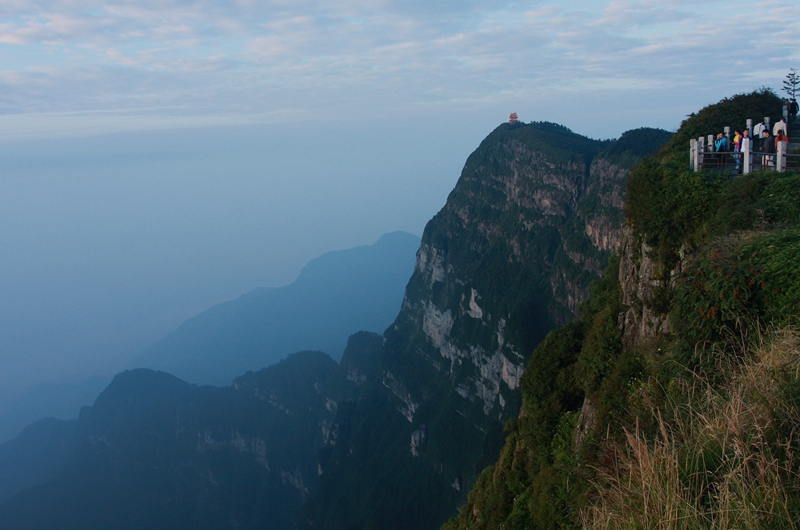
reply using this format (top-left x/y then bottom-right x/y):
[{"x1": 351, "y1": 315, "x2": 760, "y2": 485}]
[
  {"x1": 306, "y1": 123, "x2": 654, "y2": 530},
  {"x1": 392, "y1": 129, "x2": 598, "y2": 419},
  {"x1": 618, "y1": 227, "x2": 674, "y2": 349}
]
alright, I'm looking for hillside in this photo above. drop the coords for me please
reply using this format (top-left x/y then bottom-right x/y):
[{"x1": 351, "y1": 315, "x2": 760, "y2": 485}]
[{"x1": 443, "y1": 89, "x2": 800, "y2": 529}]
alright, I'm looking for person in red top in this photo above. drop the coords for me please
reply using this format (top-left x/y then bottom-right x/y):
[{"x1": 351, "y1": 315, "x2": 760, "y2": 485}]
[{"x1": 776, "y1": 129, "x2": 789, "y2": 147}]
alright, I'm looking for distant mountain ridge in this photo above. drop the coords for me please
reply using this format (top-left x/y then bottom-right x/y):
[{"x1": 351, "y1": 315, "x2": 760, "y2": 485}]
[
  {"x1": 0, "y1": 334, "x2": 383, "y2": 529},
  {"x1": 0, "y1": 231, "x2": 419, "y2": 446},
  {"x1": 134, "y1": 231, "x2": 420, "y2": 385}
]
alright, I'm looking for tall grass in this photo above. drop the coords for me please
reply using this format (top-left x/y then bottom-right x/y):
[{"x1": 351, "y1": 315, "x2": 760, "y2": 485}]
[{"x1": 582, "y1": 330, "x2": 800, "y2": 529}]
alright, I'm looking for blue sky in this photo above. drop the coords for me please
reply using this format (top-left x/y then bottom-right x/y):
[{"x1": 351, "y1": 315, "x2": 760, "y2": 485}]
[{"x1": 0, "y1": 0, "x2": 798, "y2": 416}]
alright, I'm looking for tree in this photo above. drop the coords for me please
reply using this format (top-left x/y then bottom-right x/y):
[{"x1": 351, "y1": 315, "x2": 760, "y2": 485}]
[{"x1": 783, "y1": 68, "x2": 799, "y2": 100}]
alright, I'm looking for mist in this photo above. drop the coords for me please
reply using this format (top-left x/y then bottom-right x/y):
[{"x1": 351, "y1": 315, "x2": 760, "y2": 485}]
[{"x1": 0, "y1": 115, "x2": 487, "y2": 415}]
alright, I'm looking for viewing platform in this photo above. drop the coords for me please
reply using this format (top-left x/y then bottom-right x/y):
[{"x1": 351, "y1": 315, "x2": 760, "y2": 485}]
[{"x1": 690, "y1": 114, "x2": 799, "y2": 174}]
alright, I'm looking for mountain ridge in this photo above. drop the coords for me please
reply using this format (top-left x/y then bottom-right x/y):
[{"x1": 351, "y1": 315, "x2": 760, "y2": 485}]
[{"x1": 134, "y1": 230, "x2": 420, "y2": 385}]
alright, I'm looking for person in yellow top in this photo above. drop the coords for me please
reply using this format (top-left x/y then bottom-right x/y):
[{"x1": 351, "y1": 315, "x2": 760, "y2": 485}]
[{"x1": 733, "y1": 130, "x2": 742, "y2": 172}]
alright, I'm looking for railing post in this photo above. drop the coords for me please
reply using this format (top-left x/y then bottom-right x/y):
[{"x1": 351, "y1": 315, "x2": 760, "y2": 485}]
[
  {"x1": 690, "y1": 139, "x2": 696, "y2": 171},
  {"x1": 743, "y1": 137, "x2": 751, "y2": 174},
  {"x1": 746, "y1": 118, "x2": 753, "y2": 139},
  {"x1": 697, "y1": 136, "x2": 705, "y2": 171},
  {"x1": 777, "y1": 141, "x2": 786, "y2": 172},
  {"x1": 708, "y1": 134, "x2": 714, "y2": 150},
  {"x1": 765, "y1": 116, "x2": 771, "y2": 132},
  {"x1": 784, "y1": 105, "x2": 789, "y2": 124},
  {"x1": 724, "y1": 126, "x2": 730, "y2": 144}
]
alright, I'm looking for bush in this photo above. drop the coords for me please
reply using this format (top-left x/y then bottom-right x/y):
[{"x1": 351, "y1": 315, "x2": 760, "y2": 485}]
[{"x1": 673, "y1": 228, "x2": 800, "y2": 365}]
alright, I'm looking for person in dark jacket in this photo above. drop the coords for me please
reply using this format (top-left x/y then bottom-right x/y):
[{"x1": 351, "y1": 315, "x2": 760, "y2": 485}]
[{"x1": 760, "y1": 130, "x2": 775, "y2": 168}]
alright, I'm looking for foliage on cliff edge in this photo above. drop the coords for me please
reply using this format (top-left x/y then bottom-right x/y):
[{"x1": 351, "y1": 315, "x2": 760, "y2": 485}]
[{"x1": 443, "y1": 92, "x2": 800, "y2": 530}]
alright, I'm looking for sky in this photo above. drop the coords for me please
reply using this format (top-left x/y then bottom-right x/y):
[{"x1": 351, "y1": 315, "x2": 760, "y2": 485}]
[
  {"x1": 1, "y1": 0, "x2": 798, "y2": 140},
  {"x1": 0, "y1": 1, "x2": 798, "y2": 417}
]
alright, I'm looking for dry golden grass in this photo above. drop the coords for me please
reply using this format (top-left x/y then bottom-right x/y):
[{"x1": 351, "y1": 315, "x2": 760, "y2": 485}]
[{"x1": 582, "y1": 330, "x2": 800, "y2": 530}]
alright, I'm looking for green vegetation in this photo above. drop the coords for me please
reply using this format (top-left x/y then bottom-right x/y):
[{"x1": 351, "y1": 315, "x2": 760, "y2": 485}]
[
  {"x1": 660, "y1": 89, "x2": 783, "y2": 161},
  {"x1": 784, "y1": 68, "x2": 799, "y2": 100},
  {"x1": 583, "y1": 331, "x2": 800, "y2": 530},
  {"x1": 597, "y1": 127, "x2": 674, "y2": 168},
  {"x1": 444, "y1": 92, "x2": 800, "y2": 530}
]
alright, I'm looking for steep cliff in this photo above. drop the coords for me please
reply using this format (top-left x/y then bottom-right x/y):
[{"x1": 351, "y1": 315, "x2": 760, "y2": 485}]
[{"x1": 305, "y1": 123, "x2": 669, "y2": 529}]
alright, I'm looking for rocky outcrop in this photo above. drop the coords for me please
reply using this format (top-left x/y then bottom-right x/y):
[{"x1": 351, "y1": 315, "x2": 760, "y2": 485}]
[
  {"x1": 618, "y1": 227, "x2": 681, "y2": 349},
  {"x1": 396, "y1": 125, "x2": 608, "y2": 423}
]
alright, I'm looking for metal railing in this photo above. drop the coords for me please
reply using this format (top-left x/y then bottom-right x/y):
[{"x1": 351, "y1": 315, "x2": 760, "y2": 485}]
[
  {"x1": 688, "y1": 116, "x2": 797, "y2": 175},
  {"x1": 691, "y1": 139, "x2": 792, "y2": 174},
  {"x1": 786, "y1": 153, "x2": 800, "y2": 172}
]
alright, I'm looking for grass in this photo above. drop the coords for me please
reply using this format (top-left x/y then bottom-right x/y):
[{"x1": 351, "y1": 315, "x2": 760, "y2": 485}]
[{"x1": 582, "y1": 330, "x2": 800, "y2": 530}]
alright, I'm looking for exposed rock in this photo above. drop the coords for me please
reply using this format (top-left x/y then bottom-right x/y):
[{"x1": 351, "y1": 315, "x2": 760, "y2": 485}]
[
  {"x1": 382, "y1": 372, "x2": 419, "y2": 422},
  {"x1": 619, "y1": 227, "x2": 674, "y2": 349},
  {"x1": 585, "y1": 215, "x2": 622, "y2": 253},
  {"x1": 573, "y1": 396, "x2": 598, "y2": 449},
  {"x1": 410, "y1": 424, "x2": 427, "y2": 457}
]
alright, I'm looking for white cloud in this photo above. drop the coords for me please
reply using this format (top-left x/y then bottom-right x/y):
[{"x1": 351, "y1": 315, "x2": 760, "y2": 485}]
[{"x1": 0, "y1": 0, "x2": 798, "y2": 139}]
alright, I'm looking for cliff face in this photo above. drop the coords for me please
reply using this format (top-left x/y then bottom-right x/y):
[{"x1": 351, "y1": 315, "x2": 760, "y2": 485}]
[
  {"x1": 307, "y1": 123, "x2": 666, "y2": 530},
  {"x1": 618, "y1": 227, "x2": 675, "y2": 349},
  {"x1": 399, "y1": 127, "x2": 595, "y2": 418}
]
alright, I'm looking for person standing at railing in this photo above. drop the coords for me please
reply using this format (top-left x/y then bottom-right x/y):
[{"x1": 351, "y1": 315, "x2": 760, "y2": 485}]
[
  {"x1": 754, "y1": 120, "x2": 766, "y2": 151},
  {"x1": 760, "y1": 130, "x2": 775, "y2": 169},
  {"x1": 714, "y1": 133, "x2": 729, "y2": 169},
  {"x1": 791, "y1": 99, "x2": 799, "y2": 123},
  {"x1": 776, "y1": 130, "x2": 789, "y2": 148},
  {"x1": 714, "y1": 133, "x2": 728, "y2": 152},
  {"x1": 740, "y1": 129, "x2": 753, "y2": 174},
  {"x1": 773, "y1": 118, "x2": 787, "y2": 136},
  {"x1": 733, "y1": 130, "x2": 742, "y2": 172}
]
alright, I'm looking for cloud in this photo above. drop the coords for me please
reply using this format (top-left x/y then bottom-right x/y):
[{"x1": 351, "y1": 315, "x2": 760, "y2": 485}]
[{"x1": 0, "y1": 0, "x2": 798, "y2": 139}]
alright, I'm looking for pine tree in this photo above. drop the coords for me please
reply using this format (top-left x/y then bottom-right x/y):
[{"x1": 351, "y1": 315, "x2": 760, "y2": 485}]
[{"x1": 783, "y1": 68, "x2": 799, "y2": 100}]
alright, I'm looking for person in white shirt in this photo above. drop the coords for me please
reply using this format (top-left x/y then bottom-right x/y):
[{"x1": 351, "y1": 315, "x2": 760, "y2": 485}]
[
  {"x1": 738, "y1": 129, "x2": 752, "y2": 173},
  {"x1": 773, "y1": 118, "x2": 787, "y2": 136}
]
